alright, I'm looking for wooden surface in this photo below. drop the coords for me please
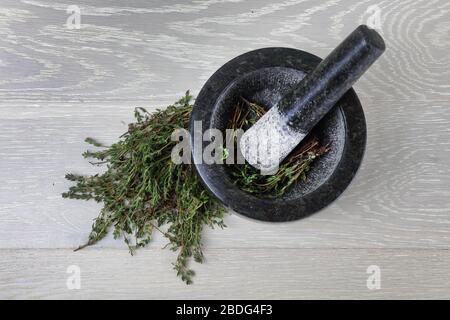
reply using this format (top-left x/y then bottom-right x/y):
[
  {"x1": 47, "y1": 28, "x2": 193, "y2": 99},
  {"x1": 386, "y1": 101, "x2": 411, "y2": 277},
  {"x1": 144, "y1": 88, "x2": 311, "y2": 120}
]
[{"x1": 0, "y1": 0, "x2": 449, "y2": 299}]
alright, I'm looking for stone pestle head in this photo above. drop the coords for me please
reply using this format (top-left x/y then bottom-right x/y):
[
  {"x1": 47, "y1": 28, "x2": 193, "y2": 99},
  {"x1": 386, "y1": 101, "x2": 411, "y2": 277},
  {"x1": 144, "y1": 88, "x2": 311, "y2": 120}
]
[{"x1": 239, "y1": 25, "x2": 385, "y2": 174}]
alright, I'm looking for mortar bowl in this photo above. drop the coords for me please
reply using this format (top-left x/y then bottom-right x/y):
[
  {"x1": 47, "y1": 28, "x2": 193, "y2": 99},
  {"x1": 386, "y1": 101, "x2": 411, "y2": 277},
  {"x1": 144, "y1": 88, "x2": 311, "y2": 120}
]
[{"x1": 190, "y1": 48, "x2": 366, "y2": 222}]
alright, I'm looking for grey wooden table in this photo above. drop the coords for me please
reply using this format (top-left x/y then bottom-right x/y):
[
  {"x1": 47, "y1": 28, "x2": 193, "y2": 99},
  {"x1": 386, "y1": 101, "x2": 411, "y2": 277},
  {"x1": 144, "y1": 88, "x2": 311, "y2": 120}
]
[{"x1": 0, "y1": 0, "x2": 449, "y2": 299}]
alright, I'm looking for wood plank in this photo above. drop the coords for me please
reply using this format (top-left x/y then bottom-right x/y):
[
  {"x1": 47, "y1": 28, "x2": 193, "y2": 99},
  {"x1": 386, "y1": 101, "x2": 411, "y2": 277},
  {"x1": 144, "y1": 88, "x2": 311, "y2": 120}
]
[
  {"x1": 0, "y1": 0, "x2": 448, "y2": 103},
  {"x1": 1, "y1": 248, "x2": 449, "y2": 299},
  {"x1": 1, "y1": 100, "x2": 450, "y2": 249}
]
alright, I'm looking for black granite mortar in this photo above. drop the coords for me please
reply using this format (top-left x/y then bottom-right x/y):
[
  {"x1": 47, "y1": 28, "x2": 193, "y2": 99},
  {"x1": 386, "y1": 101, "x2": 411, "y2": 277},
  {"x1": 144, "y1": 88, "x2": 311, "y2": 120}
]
[{"x1": 190, "y1": 47, "x2": 366, "y2": 222}]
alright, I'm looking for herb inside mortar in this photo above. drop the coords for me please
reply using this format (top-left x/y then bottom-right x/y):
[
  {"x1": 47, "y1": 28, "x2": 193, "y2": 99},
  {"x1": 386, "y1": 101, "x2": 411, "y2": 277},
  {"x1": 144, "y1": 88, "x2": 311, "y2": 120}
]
[
  {"x1": 63, "y1": 92, "x2": 226, "y2": 284},
  {"x1": 227, "y1": 98, "x2": 330, "y2": 198}
]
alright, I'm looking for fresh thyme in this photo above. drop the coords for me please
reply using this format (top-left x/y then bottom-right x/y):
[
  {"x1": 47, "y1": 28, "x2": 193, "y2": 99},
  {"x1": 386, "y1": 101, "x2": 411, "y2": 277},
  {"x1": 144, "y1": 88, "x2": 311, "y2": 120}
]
[
  {"x1": 63, "y1": 92, "x2": 226, "y2": 284},
  {"x1": 227, "y1": 98, "x2": 330, "y2": 198},
  {"x1": 62, "y1": 93, "x2": 328, "y2": 284}
]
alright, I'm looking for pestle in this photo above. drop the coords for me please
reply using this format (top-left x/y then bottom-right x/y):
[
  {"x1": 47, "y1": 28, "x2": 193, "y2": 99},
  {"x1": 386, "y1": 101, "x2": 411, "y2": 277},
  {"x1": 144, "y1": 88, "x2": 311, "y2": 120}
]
[{"x1": 240, "y1": 25, "x2": 385, "y2": 173}]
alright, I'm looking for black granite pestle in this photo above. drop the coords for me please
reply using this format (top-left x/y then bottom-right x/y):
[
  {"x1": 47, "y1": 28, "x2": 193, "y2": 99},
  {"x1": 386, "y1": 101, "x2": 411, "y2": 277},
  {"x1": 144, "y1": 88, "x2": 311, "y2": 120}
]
[{"x1": 240, "y1": 25, "x2": 385, "y2": 173}]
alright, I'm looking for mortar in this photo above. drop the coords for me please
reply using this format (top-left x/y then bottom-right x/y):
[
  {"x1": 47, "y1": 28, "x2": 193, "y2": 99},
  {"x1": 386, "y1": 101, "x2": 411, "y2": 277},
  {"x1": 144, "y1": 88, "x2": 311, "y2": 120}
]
[{"x1": 190, "y1": 26, "x2": 383, "y2": 222}]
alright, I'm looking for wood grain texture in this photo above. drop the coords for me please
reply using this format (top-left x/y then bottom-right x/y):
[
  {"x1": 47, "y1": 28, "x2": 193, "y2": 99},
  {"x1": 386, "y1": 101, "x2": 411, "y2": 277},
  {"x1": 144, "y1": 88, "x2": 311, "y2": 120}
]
[
  {"x1": 0, "y1": 0, "x2": 449, "y2": 299},
  {"x1": 0, "y1": 0, "x2": 448, "y2": 102},
  {"x1": 1, "y1": 248, "x2": 450, "y2": 299}
]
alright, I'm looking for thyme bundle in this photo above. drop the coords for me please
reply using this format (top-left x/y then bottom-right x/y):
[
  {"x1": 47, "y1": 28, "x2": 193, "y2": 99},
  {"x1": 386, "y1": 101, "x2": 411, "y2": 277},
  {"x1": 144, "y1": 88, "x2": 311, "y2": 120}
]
[
  {"x1": 63, "y1": 93, "x2": 328, "y2": 284},
  {"x1": 63, "y1": 92, "x2": 226, "y2": 284}
]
